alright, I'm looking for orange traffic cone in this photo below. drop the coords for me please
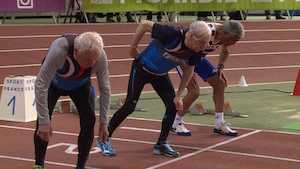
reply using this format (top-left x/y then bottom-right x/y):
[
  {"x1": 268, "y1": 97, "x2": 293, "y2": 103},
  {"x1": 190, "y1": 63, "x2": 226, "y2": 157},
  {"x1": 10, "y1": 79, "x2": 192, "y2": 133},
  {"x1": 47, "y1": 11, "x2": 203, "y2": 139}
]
[
  {"x1": 224, "y1": 101, "x2": 232, "y2": 112},
  {"x1": 196, "y1": 102, "x2": 206, "y2": 115},
  {"x1": 119, "y1": 98, "x2": 125, "y2": 105},
  {"x1": 292, "y1": 70, "x2": 300, "y2": 96}
]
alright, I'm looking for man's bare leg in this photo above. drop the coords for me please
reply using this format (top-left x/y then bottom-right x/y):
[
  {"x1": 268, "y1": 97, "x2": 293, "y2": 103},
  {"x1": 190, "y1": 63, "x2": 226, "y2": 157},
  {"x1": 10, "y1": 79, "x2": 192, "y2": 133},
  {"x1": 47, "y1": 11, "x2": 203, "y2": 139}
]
[
  {"x1": 207, "y1": 75, "x2": 238, "y2": 136},
  {"x1": 171, "y1": 80, "x2": 199, "y2": 136}
]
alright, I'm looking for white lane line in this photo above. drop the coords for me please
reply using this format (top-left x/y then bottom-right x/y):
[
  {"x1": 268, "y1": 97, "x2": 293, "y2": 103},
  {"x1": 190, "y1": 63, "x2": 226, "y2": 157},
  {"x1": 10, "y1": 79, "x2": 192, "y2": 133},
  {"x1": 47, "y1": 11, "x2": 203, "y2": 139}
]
[
  {"x1": 240, "y1": 39, "x2": 300, "y2": 43},
  {"x1": 0, "y1": 32, "x2": 141, "y2": 39},
  {"x1": 120, "y1": 126, "x2": 300, "y2": 165},
  {"x1": 0, "y1": 35, "x2": 59, "y2": 39},
  {"x1": 0, "y1": 48, "x2": 49, "y2": 53},
  {"x1": 1, "y1": 51, "x2": 300, "y2": 69},
  {"x1": 245, "y1": 29, "x2": 300, "y2": 32},
  {"x1": 1, "y1": 124, "x2": 300, "y2": 167},
  {"x1": 0, "y1": 28, "x2": 300, "y2": 39},
  {"x1": 0, "y1": 63, "x2": 41, "y2": 68},
  {"x1": 0, "y1": 155, "x2": 100, "y2": 169},
  {"x1": 146, "y1": 130, "x2": 261, "y2": 169},
  {"x1": 225, "y1": 65, "x2": 300, "y2": 71},
  {"x1": 120, "y1": 126, "x2": 160, "y2": 133},
  {"x1": 1, "y1": 38, "x2": 300, "y2": 53},
  {"x1": 211, "y1": 149, "x2": 300, "y2": 163}
]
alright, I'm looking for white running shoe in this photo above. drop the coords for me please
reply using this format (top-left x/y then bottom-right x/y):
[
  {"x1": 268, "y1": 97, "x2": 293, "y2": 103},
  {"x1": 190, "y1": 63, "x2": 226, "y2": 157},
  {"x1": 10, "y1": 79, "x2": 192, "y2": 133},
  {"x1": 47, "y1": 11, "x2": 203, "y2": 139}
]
[
  {"x1": 214, "y1": 121, "x2": 238, "y2": 136},
  {"x1": 171, "y1": 123, "x2": 191, "y2": 136}
]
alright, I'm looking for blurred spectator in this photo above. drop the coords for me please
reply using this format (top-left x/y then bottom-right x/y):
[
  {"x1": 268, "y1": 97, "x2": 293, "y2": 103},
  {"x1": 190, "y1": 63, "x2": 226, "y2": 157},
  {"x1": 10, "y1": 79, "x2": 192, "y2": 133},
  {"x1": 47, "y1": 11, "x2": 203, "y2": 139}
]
[
  {"x1": 214, "y1": 11, "x2": 226, "y2": 21},
  {"x1": 229, "y1": 11, "x2": 246, "y2": 20},
  {"x1": 147, "y1": 12, "x2": 162, "y2": 22},
  {"x1": 196, "y1": 12, "x2": 212, "y2": 21},
  {"x1": 106, "y1": 13, "x2": 116, "y2": 22},
  {"x1": 107, "y1": 12, "x2": 135, "y2": 23},
  {"x1": 265, "y1": 10, "x2": 286, "y2": 20}
]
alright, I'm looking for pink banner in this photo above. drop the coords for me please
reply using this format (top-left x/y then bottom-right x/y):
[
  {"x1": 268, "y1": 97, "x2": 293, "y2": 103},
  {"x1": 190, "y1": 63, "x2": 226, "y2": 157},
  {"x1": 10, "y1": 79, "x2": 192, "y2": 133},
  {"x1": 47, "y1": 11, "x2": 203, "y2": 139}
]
[{"x1": 0, "y1": 0, "x2": 66, "y2": 12}]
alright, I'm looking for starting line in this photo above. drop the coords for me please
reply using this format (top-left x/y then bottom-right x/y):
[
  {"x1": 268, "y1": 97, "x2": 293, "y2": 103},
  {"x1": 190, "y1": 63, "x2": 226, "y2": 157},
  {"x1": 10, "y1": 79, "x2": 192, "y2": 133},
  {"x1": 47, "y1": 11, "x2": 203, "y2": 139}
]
[{"x1": 1, "y1": 123, "x2": 300, "y2": 169}]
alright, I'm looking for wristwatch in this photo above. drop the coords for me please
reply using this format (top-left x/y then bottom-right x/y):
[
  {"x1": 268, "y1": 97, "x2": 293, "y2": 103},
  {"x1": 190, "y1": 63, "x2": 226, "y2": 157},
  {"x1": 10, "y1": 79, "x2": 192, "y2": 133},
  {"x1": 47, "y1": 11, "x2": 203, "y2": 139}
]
[{"x1": 217, "y1": 63, "x2": 224, "y2": 69}]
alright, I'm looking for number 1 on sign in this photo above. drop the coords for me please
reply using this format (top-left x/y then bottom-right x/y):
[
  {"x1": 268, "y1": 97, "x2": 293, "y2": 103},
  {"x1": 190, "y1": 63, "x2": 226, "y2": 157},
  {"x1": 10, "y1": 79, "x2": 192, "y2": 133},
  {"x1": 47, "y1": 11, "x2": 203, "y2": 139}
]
[{"x1": 7, "y1": 96, "x2": 16, "y2": 115}]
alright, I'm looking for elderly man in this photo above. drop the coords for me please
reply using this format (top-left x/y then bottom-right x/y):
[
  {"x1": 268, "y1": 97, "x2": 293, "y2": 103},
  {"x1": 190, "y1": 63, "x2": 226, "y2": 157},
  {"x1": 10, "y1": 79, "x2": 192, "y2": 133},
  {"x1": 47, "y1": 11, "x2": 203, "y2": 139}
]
[
  {"x1": 33, "y1": 32, "x2": 111, "y2": 169},
  {"x1": 171, "y1": 20, "x2": 245, "y2": 137},
  {"x1": 97, "y1": 20, "x2": 211, "y2": 157}
]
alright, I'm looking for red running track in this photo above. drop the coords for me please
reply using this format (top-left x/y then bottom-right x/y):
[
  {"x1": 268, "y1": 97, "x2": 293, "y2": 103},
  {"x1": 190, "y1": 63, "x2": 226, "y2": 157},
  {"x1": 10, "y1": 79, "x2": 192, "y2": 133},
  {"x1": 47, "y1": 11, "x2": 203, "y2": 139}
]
[{"x1": 0, "y1": 20, "x2": 300, "y2": 169}]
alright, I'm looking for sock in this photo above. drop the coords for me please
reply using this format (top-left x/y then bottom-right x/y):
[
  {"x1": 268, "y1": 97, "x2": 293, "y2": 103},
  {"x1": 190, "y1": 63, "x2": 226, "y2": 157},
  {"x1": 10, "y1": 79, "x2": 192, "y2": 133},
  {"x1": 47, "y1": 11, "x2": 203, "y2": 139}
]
[
  {"x1": 172, "y1": 114, "x2": 183, "y2": 128},
  {"x1": 215, "y1": 112, "x2": 224, "y2": 128}
]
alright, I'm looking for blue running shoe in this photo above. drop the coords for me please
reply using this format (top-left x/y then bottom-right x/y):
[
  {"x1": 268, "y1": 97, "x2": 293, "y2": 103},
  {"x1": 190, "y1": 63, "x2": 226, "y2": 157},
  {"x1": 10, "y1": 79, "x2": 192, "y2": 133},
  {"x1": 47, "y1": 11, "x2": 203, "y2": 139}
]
[
  {"x1": 214, "y1": 121, "x2": 238, "y2": 136},
  {"x1": 96, "y1": 137, "x2": 116, "y2": 156},
  {"x1": 153, "y1": 141, "x2": 179, "y2": 157}
]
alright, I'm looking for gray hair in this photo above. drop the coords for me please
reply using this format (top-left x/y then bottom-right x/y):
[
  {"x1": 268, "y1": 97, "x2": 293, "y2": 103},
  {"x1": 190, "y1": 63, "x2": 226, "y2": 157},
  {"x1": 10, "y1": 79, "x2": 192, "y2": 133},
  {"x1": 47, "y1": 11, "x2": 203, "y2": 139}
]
[
  {"x1": 223, "y1": 20, "x2": 245, "y2": 38},
  {"x1": 74, "y1": 31, "x2": 104, "y2": 55},
  {"x1": 189, "y1": 21, "x2": 211, "y2": 40}
]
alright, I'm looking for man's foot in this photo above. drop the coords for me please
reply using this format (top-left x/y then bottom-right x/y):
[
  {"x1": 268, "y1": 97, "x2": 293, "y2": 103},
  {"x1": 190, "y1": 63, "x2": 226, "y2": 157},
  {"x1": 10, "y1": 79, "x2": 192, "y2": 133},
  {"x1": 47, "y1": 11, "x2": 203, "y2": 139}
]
[
  {"x1": 153, "y1": 141, "x2": 179, "y2": 157},
  {"x1": 171, "y1": 123, "x2": 191, "y2": 136},
  {"x1": 96, "y1": 137, "x2": 116, "y2": 156},
  {"x1": 214, "y1": 121, "x2": 238, "y2": 136},
  {"x1": 32, "y1": 165, "x2": 44, "y2": 169},
  {"x1": 266, "y1": 15, "x2": 271, "y2": 20}
]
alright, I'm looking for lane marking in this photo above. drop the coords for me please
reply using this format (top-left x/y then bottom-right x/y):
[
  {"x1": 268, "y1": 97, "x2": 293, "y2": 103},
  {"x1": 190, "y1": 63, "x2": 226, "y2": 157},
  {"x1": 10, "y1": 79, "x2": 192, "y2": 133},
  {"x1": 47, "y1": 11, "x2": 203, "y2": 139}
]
[
  {"x1": 0, "y1": 65, "x2": 299, "y2": 87},
  {"x1": 1, "y1": 124, "x2": 300, "y2": 167},
  {"x1": 146, "y1": 130, "x2": 261, "y2": 169},
  {"x1": 0, "y1": 154, "x2": 100, "y2": 169},
  {"x1": 47, "y1": 142, "x2": 101, "y2": 154},
  {"x1": 0, "y1": 33, "x2": 142, "y2": 39},
  {"x1": 0, "y1": 124, "x2": 300, "y2": 169},
  {"x1": 240, "y1": 39, "x2": 300, "y2": 43},
  {"x1": 245, "y1": 29, "x2": 300, "y2": 32},
  {"x1": 0, "y1": 48, "x2": 49, "y2": 53},
  {"x1": 1, "y1": 39, "x2": 300, "y2": 53},
  {"x1": 120, "y1": 126, "x2": 160, "y2": 133},
  {"x1": 212, "y1": 149, "x2": 300, "y2": 163},
  {"x1": 0, "y1": 28, "x2": 300, "y2": 39},
  {"x1": 1, "y1": 51, "x2": 300, "y2": 68}
]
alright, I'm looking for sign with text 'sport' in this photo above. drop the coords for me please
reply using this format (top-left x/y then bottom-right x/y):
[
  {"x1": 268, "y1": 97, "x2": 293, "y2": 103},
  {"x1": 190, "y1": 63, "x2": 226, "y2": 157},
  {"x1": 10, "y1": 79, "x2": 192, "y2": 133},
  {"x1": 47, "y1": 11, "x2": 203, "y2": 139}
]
[{"x1": 0, "y1": 76, "x2": 37, "y2": 122}]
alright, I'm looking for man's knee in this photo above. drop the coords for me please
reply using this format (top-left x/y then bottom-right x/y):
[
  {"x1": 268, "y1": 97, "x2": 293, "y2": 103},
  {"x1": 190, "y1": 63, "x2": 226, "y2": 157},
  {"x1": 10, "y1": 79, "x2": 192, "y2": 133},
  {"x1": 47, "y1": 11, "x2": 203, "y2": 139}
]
[
  {"x1": 187, "y1": 83, "x2": 200, "y2": 99},
  {"x1": 208, "y1": 76, "x2": 226, "y2": 92}
]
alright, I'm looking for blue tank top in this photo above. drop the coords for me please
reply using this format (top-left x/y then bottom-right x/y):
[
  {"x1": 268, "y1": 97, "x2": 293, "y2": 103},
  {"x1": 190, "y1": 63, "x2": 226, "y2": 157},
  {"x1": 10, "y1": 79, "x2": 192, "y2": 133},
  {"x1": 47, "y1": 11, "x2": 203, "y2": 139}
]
[{"x1": 138, "y1": 23, "x2": 203, "y2": 74}]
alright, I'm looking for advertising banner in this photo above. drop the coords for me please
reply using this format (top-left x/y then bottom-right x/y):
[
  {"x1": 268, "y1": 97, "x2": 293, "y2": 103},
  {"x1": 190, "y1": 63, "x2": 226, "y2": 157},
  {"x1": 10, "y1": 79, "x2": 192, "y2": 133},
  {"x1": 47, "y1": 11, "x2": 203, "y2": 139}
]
[
  {"x1": 82, "y1": 0, "x2": 300, "y2": 13},
  {"x1": 0, "y1": 0, "x2": 66, "y2": 12}
]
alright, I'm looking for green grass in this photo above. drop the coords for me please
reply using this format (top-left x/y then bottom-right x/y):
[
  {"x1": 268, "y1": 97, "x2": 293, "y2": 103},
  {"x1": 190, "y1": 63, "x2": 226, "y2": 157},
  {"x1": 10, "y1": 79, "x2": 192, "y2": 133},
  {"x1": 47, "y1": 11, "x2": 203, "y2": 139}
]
[{"x1": 103, "y1": 82, "x2": 300, "y2": 133}]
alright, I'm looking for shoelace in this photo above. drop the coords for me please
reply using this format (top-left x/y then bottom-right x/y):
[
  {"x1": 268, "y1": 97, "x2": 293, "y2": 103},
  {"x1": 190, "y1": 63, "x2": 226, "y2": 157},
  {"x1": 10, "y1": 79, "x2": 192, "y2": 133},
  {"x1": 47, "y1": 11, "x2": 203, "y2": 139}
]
[
  {"x1": 221, "y1": 122, "x2": 235, "y2": 132},
  {"x1": 105, "y1": 141, "x2": 113, "y2": 150},
  {"x1": 223, "y1": 121, "x2": 231, "y2": 126},
  {"x1": 162, "y1": 141, "x2": 174, "y2": 151},
  {"x1": 178, "y1": 123, "x2": 190, "y2": 132}
]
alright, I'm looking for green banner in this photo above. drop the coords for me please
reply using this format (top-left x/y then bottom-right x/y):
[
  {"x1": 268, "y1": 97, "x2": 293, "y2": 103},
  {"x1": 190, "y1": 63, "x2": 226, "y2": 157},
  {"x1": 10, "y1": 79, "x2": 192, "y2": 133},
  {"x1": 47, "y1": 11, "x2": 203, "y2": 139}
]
[{"x1": 83, "y1": 0, "x2": 300, "y2": 13}]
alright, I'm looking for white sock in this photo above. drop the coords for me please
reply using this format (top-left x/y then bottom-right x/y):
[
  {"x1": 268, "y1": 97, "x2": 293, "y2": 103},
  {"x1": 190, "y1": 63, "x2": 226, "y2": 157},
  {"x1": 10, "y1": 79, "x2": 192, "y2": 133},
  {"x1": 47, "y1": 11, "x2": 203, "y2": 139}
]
[
  {"x1": 215, "y1": 112, "x2": 224, "y2": 128},
  {"x1": 172, "y1": 114, "x2": 183, "y2": 128}
]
